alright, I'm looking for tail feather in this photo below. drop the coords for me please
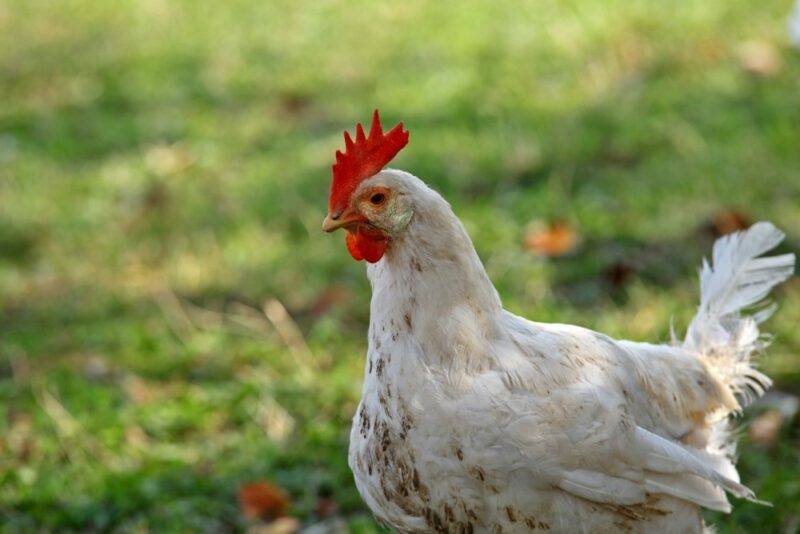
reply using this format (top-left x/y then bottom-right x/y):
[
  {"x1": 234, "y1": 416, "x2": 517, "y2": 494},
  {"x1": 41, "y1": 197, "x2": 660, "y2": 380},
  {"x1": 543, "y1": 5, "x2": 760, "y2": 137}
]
[
  {"x1": 634, "y1": 427, "x2": 758, "y2": 503},
  {"x1": 699, "y1": 222, "x2": 794, "y2": 319},
  {"x1": 685, "y1": 222, "x2": 794, "y2": 409},
  {"x1": 644, "y1": 473, "x2": 731, "y2": 513},
  {"x1": 681, "y1": 221, "x2": 793, "y2": 507}
]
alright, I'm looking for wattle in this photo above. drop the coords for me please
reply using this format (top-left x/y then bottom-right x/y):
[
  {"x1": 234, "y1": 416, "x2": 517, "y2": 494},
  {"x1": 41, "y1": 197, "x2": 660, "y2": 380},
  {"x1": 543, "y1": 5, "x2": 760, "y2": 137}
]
[{"x1": 345, "y1": 226, "x2": 388, "y2": 263}]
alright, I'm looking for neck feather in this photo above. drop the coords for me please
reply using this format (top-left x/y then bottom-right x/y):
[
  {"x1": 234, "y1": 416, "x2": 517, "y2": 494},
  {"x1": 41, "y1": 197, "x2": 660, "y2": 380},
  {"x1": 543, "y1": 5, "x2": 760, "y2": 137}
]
[{"x1": 366, "y1": 185, "x2": 502, "y2": 369}]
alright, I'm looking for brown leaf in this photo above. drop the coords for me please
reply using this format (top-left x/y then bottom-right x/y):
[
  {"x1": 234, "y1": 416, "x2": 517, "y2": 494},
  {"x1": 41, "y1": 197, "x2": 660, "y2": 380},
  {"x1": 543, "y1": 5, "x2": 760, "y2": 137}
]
[
  {"x1": 707, "y1": 210, "x2": 752, "y2": 238},
  {"x1": 314, "y1": 496, "x2": 339, "y2": 519},
  {"x1": 524, "y1": 221, "x2": 580, "y2": 257},
  {"x1": 749, "y1": 409, "x2": 783, "y2": 446},
  {"x1": 604, "y1": 261, "x2": 635, "y2": 289},
  {"x1": 277, "y1": 92, "x2": 313, "y2": 118},
  {"x1": 238, "y1": 481, "x2": 290, "y2": 521}
]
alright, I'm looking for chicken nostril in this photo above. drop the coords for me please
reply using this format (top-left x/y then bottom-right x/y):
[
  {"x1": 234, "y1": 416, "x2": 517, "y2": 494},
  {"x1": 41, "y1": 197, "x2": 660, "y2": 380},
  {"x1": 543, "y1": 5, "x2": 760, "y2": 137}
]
[{"x1": 331, "y1": 211, "x2": 342, "y2": 220}]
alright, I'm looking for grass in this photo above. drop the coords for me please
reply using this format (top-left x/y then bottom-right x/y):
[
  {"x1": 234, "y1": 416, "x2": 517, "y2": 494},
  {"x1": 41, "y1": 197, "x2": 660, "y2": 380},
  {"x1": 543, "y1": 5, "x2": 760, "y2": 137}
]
[{"x1": 1, "y1": 0, "x2": 800, "y2": 531}]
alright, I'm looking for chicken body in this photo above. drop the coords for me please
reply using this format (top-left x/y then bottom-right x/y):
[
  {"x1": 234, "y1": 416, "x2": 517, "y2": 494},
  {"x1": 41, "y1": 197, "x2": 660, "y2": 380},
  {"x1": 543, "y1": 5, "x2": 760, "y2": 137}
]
[{"x1": 345, "y1": 170, "x2": 794, "y2": 533}]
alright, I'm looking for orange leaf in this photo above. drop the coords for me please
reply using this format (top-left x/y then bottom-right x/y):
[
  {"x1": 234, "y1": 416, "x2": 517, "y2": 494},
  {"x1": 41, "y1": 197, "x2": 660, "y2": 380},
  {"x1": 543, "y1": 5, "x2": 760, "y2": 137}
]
[
  {"x1": 710, "y1": 210, "x2": 751, "y2": 237},
  {"x1": 238, "y1": 481, "x2": 290, "y2": 520},
  {"x1": 524, "y1": 221, "x2": 580, "y2": 257},
  {"x1": 314, "y1": 496, "x2": 339, "y2": 519}
]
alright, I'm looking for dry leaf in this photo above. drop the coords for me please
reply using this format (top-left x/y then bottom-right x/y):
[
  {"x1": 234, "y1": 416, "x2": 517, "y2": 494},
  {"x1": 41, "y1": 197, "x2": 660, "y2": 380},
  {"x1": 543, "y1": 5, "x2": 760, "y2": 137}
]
[
  {"x1": 277, "y1": 92, "x2": 312, "y2": 117},
  {"x1": 737, "y1": 40, "x2": 783, "y2": 77},
  {"x1": 605, "y1": 262, "x2": 635, "y2": 289},
  {"x1": 524, "y1": 221, "x2": 580, "y2": 257},
  {"x1": 239, "y1": 481, "x2": 290, "y2": 521},
  {"x1": 314, "y1": 496, "x2": 338, "y2": 519},
  {"x1": 709, "y1": 210, "x2": 751, "y2": 237},
  {"x1": 749, "y1": 409, "x2": 783, "y2": 446}
]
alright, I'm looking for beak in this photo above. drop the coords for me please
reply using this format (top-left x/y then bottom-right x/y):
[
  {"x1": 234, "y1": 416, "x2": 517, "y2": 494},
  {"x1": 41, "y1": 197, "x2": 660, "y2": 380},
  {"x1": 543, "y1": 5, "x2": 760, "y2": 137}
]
[{"x1": 322, "y1": 210, "x2": 363, "y2": 233}]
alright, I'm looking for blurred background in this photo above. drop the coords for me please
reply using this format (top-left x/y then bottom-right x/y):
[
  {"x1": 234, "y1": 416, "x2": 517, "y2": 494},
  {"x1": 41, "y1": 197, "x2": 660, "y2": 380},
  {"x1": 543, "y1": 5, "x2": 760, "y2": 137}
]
[{"x1": 1, "y1": 0, "x2": 800, "y2": 532}]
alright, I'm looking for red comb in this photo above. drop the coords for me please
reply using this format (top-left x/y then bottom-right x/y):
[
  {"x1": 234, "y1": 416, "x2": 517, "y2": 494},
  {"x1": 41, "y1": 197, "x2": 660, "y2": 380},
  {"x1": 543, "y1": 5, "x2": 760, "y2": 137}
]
[{"x1": 329, "y1": 110, "x2": 409, "y2": 212}]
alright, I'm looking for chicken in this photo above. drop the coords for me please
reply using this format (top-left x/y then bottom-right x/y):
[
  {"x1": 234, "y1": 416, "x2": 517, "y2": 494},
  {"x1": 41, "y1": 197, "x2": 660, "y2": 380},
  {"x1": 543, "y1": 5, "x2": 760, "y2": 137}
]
[{"x1": 322, "y1": 111, "x2": 795, "y2": 533}]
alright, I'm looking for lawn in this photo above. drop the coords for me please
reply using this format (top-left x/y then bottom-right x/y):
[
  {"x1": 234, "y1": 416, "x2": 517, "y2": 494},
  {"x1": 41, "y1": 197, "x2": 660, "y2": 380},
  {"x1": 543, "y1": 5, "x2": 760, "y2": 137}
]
[{"x1": 1, "y1": 0, "x2": 799, "y2": 532}]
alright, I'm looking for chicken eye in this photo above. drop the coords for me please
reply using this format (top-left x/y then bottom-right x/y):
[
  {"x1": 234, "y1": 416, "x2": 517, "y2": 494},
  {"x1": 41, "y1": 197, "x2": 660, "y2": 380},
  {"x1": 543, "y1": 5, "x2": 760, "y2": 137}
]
[{"x1": 369, "y1": 192, "x2": 386, "y2": 206}]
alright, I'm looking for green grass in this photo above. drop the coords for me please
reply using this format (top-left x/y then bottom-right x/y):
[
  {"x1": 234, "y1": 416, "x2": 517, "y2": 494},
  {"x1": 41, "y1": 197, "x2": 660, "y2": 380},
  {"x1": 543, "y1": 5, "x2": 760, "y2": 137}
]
[{"x1": 1, "y1": 0, "x2": 800, "y2": 531}]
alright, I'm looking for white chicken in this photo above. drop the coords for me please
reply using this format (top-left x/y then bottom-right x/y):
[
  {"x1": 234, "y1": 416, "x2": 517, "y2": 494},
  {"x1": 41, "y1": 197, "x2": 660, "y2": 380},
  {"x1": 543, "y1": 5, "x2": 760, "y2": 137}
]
[{"x1": 321, "y1": 111, "x2": 795, "y2": 533}]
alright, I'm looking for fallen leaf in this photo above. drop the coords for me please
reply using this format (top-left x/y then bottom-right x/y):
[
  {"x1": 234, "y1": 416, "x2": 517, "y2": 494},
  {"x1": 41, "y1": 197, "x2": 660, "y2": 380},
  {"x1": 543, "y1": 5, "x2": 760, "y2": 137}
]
[
  {"x1": 141, "y1": 181, "x2": 169, "y2": 210},
  {"x1": 701, "y1": 209, "x2": 752, "y2": 239},
  {"x1": 604, "y1": 261, "x2": 635, "y2": 289},
  {"x1": 737, "y1": 40, "x2": 783, "y2": 77},
  {"x1": 749, "y1": 409, "x2": 783, "y2": 446},
  {"x1": 277, "y1": 92, "x2": 313, "y2": 117},
  {"x1": 524, "y1": 221, "x2": 580, "y2": 257},
  {"x1": 314, "y1": 496, "x2": 338, "y2": 519},
  {"x1": 239, "y1": 481, "x2": 290, "y2": 521}
]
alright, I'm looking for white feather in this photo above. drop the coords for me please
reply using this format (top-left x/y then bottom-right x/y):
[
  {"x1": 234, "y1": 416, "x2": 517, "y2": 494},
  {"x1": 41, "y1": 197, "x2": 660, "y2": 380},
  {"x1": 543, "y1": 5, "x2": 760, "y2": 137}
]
[
  {"x1": 644, "y1": 473, "x2": 730, "y2": 513},
  {"x1": 698, "y1": 222, "x2": 792, "y2": 319},
  {"x1": 633, "y1": 426, "x2": 755, "y2": 501},
  {"x1": 557, "y1": 470, "x2": 645, "y2": 505},
  {"x1": 686, "y1": 222, "x2": 794, "y2": 408}
]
